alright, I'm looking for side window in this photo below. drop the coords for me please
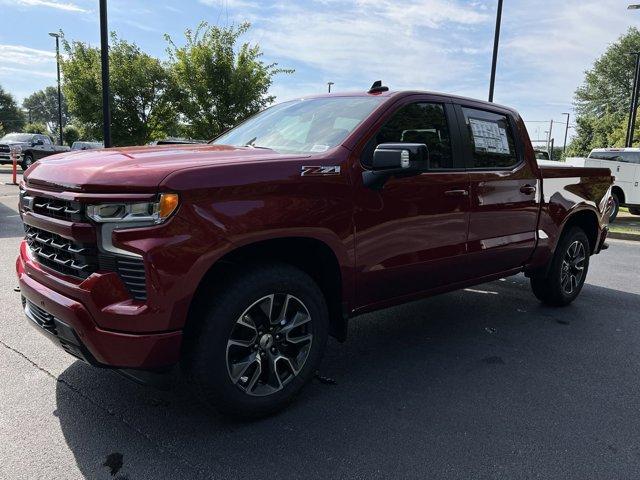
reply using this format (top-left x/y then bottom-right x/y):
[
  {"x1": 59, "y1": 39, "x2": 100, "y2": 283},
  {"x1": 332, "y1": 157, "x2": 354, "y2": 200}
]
[
  {"x1": 461, "y1": 107, "x2": 518, "y2": 169},
  {"x1": 42, "y1": 136, "x2": 52, "y2": 145},
  {"x1": 364, "y1": 102, "x2": 454, "y2": 169}
]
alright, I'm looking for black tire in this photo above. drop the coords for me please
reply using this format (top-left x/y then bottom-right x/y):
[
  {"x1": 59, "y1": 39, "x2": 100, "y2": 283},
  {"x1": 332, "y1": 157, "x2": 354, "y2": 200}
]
[
  {"x1": 609, "y1": 193, "x2": 620, "y2": 222},
  {"x1": 629, "y1": 207, "x2": 640, "y2": 216},
  {"x1": 530, "y1": 227, "x2": 590, "y2": 307},
  {"x1": 21, "y1": 153, "x2": 34, "y2": 171},
  {"x1": 182, "y1": 263, "x2": 329, "y2": 418}
]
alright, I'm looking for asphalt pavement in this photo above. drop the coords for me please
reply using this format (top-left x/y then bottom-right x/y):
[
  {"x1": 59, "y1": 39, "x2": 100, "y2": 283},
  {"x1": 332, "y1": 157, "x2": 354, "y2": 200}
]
[{"x1": 1, "y1": 166, "x2": 640, "y2": 479}]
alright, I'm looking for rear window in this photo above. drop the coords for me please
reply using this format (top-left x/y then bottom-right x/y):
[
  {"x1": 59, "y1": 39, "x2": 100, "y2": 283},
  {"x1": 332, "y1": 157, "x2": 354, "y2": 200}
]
[{"x1": 589, "y1": 150, "x2": 640, "y2": 164}]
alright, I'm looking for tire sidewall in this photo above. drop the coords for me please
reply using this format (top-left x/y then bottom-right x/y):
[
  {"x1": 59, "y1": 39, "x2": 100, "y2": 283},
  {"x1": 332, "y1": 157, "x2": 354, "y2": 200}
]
[
  {"x1": 550, "y1": 228, "x2": 590, "y2": 305},
  {"x1": 186, "y1": 264, "x2": 328, "y2": 416},
  {"x1": 21, "y1": 154, "x2": 33, "y2": 171},
  {"x1": 609, "y1": 194, "x2": 620, "y2": 222}
]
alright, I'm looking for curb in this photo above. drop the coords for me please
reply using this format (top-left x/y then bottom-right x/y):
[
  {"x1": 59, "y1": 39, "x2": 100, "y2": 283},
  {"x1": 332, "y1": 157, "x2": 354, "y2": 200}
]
[{"x1": 608, "y1": 231, "x2": 640, "y2": 241}]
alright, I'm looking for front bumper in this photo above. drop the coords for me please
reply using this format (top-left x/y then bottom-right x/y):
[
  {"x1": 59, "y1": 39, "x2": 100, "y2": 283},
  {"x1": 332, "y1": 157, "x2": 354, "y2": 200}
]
[{"x1": 17, "y1": 247, "x2": 182, "y2": 369}]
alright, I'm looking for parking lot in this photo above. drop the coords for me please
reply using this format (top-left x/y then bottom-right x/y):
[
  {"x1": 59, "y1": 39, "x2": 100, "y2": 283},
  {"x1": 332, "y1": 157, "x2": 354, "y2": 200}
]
[{"x1": 1, "y1": 166, "x2": 639, "y2": 479}]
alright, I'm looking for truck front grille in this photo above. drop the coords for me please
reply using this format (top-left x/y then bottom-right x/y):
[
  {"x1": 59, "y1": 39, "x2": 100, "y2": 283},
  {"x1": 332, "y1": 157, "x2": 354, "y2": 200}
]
[
  {"x1": 25, "y1": 225, "x2": 98, "y2": 278},
  {"x1": 32, "y1": 197, "x2": 84, "y2": 222},
  {"x1": 0, "y1": 145, "x2": 10, "y2": 153},
  {"x1": 25, "y1": 224, "x2": 148, "y2": 300}
]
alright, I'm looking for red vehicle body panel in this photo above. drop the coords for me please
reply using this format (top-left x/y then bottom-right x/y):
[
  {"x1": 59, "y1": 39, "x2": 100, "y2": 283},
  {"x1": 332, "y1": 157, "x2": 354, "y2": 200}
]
[{"x1": 16, "y1": 90, "x2": 613, "y2": 369}]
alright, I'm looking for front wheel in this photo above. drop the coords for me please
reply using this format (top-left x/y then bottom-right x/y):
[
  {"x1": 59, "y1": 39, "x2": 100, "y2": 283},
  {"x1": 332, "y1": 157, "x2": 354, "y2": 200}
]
[
  {"x1": 530, "y1": 227, "x2": 590, "y2": 307},
  {"x1": 20, "y1": 153, "x2": 34, "y2": 171},
  {"x1": 183, "y1": 263, "x2": 329, "y2": 418}
]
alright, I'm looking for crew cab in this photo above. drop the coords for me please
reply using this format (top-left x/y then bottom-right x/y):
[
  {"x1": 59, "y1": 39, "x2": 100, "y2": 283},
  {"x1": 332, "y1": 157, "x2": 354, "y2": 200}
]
[
  {"x1": 0, "y1": 133, "x2": 70, "y2": 170},
  {"x1": 16, "y1": 87, "x2": 613, "y2": 417}
]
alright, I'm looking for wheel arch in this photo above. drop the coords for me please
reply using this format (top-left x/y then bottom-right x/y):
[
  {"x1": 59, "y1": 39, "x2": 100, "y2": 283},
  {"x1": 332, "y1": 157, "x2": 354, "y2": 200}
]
[
  {"x1": 612, "y1": 185, "x2": 625, "y2": 204},
  {"x1": 557, "y1": 208, "x2": 600, "y2": 255},
  {"x1": 187, "y1": 236, "x2": 349, "y2": 342}
]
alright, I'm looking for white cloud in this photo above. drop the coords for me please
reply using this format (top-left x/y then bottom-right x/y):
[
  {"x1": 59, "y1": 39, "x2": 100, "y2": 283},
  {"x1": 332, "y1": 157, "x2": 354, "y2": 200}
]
[
  {"x1": 5, "y1": 0, "x2": 88, "y2": 12},
  {"x1": 0, "y1": 44, "x2": 55, "y2": 66}
]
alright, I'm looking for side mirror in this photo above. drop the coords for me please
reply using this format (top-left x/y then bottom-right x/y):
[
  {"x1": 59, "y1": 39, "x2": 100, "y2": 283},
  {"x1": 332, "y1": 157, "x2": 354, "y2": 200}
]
[
  {"x1": 33, "y1": 139, "x2": 44, "y2": 146},
  {"x1": 363, "y1": 143, "x2": 429, "y2": 190}
]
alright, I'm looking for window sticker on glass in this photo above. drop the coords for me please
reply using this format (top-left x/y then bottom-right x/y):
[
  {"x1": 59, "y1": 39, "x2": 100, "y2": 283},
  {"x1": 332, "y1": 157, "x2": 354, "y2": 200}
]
[
  {"x1": 310, "y1": 144, "x2": 329, "y2": 152},
  {"x1": 468, "y1": 118, "x2": 511, "y2": 155}
]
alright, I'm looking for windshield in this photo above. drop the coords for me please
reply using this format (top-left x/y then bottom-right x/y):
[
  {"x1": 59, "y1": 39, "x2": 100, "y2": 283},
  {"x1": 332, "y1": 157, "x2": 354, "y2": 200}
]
[
  {"x1": 213, "y1": 96, "x2": 385, "y2": 154},
  {"x1": 0, "y1": 133, "x2": 33, "y2": 142}
]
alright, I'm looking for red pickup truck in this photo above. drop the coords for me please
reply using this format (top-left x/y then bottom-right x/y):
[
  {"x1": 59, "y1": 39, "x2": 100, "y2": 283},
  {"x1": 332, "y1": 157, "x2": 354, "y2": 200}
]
[{"x1": 16, "y1": 87, "x2": 613, "y2": 417}]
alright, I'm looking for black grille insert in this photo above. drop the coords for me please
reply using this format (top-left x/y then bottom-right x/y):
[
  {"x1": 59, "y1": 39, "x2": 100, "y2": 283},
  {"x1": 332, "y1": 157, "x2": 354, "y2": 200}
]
[
  {"x1": 32, "y1": 197, "x2": 84, "y2": 222},
  {"x1": 99, "y1": 254, "x2": 147, "y2": 300},
  {"x1": 25, "y1": 225, "x2": 98, "y2": 278}
]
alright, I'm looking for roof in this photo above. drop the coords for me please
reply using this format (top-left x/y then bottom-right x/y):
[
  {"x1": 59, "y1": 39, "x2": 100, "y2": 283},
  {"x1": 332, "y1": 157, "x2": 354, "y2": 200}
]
[
  {"x1": 590, "y1": 147, "x2": 640, "y2": 152},
  {"x1": 291, "y1": 89, "x2": 518, "y2": 114}
]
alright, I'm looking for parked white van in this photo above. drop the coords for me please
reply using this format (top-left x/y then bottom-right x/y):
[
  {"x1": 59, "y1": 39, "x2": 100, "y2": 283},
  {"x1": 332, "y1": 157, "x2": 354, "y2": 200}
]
[{"x1": 586, "y1": 148, "x2": 640, "y2": 221}]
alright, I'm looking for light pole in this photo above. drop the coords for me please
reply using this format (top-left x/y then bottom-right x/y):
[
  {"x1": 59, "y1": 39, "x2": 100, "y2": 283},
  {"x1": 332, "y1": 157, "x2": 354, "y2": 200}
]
[
  {"x1": 100, "y1": 0, "x2": 112, "y2": 147},
  {"x1": 626, "y1": 52, "x2": 640, "y2": 147},
  {"x1": 488, "y1": 0, "x2": 503, "y2": 102},
  {"x1": 562, "y1": 112, "x2": 570, "y2": 155},
  {"x1": 327, "y1": 81, "x2": 334, "y2": 93},
  {"x1": 49, "y1": 32, "x2": 63, "y2": 146}
]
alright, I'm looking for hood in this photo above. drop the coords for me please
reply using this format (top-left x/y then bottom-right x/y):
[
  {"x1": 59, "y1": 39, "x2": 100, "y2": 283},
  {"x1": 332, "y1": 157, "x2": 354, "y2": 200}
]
[
  {"x1": 24, "y1": 144, "x2": 306, "y2": 193},
  {"x1": 0, "y1": 140, "x2": 29, "y2": 147}
]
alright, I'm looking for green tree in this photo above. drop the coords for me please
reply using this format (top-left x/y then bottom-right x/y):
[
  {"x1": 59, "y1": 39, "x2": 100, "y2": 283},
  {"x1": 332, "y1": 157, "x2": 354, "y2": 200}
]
[
  {"x1": 0, "y1": 85, "x2": 25, "y2": 132},
  {"x1": 22, "y1": 86, "x2": 69, "y2": 137},
  {"x1": 165, "y1": 22, "x2": 293, "y2": 139},
  {"x1": 63, "y1": 124, "x2": 80, "y2": 146},
  {"x1": 23, "y1": 122, "x2": 47, "y2": 134},
  {"x1": 61, "y1": 34, "x2": 177, "y2": 146},
  {"x1": 569, "y1": 27, "x2": 640, "y2": 154}
]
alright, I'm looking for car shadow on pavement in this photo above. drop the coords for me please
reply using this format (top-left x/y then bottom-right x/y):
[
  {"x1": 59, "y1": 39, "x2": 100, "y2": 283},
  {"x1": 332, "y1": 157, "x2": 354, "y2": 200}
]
[{"x1": 55, "y1": 275, "x2": 640, "y2": 480}]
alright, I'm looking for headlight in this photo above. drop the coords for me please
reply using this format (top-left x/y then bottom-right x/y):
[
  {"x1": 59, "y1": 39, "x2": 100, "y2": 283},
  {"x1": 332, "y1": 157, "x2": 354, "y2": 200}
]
[
  {"x1": 86, "y1": 193, "x2": 179, "y2": 224},
  {"x1": 10, "y1": 145, "x2": 22, "y2": 155}
]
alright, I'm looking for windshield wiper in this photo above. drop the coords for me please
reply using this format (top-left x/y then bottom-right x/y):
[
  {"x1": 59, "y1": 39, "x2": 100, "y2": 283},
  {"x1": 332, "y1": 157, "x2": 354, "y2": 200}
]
[{"x1": 242, "y1": 137, "x2": 272, "y2": 150}]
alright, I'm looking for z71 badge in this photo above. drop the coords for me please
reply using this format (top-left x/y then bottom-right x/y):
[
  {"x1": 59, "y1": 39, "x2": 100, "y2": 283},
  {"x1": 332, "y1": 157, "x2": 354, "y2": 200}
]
[{"x1": 301, "y1": 166, "x2": 341, "y2": 176}]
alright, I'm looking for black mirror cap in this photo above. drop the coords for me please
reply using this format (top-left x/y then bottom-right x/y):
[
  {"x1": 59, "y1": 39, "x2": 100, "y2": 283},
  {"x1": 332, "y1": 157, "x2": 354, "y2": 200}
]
[{"x1": 371, "y1": 143, "x2": 429, "y2": 171}]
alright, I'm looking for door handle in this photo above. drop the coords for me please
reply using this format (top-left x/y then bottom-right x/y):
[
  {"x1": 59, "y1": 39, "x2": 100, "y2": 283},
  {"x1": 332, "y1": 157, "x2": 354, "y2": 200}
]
[
  {"x1": 519, "y1": 184, "x2": 536, "y2": 195},
  {"x1": 444, "y1": 189, "x2": 469, "y2": 197}
]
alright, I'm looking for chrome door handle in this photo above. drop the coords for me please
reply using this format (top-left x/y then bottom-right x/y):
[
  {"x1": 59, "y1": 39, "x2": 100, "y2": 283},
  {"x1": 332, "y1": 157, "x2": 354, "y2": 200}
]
[
  {"x1": 444, "y1": 189, "x2": 469, "y2": 197},
  {"x1": 519, "y1": 184, "x2": 536, "y2": 195}
]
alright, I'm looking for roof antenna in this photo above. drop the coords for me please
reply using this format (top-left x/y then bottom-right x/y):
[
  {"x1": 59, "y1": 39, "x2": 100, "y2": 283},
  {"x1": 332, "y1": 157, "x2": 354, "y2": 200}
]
[{"x1": 368, "y1": 80, "x2": 389, "y2": 94}]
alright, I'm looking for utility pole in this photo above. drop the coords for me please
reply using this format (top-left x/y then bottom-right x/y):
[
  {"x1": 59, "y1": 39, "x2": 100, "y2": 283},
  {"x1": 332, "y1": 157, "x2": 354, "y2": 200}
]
[
  {"x1": 488, "y1": 0, "x2": 503, "y2": 102},
  {"x1": 562, "y1": 112, "x2": 570, "y2": 155},
  {"x1": 627, "y1": 52, "x2": 640, "y2": 147},
  {"x1": 546, "y1": 119, "x2": 553, "y2": 156},
  {"x1": 327, "y1": 82, "x2": 334, "y2": 93},
  {"x1": 49, "y1": 32, "x2": 63, "y2": 146},
  {"x1": 100, "y1": 0, "x2": 112, "y2": 147}
]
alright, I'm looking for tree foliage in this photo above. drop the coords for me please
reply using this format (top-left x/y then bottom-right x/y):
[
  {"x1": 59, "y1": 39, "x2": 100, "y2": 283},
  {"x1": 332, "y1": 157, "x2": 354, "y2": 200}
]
[
  {"x1": 63, "y1": 124, "x2": 80, "y2": 146},
  {"x1": 61, "y1": 35, "x2": 177, "y2": 146},
  {"x1": 0, "y1": 84, "x2": 25, "y2": 132},
  {"x1": 165, "y1": 22, "x2": 293, "y2": 139},
  {"x1": 22, "y1": 86, "x2": 69, "y2": 136},
  {"x1": 569, "y1": 27, "x2": 640, "y2": 155},
  {"x1": 23, "y1": 122, "x2": 47, "y2": 134}
]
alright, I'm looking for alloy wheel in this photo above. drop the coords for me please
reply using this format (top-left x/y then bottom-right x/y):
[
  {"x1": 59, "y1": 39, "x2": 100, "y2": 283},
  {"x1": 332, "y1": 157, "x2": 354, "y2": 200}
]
[
  {"x1": 560, "y1": 240, "x2": 586, "y2": 295},
  {"x1": 226, "y1": 293, "x2": 313, "y2": 397}
]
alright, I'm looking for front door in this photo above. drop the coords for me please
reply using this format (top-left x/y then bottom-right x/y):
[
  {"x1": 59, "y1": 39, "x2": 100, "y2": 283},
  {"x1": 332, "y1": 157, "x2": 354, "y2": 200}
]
[
  {"x1": 455, "y1": 104, "x2": 539, "y2": 277},
  {"x1": 353, "y1": 98, "x2": 470, "y2": 309}
]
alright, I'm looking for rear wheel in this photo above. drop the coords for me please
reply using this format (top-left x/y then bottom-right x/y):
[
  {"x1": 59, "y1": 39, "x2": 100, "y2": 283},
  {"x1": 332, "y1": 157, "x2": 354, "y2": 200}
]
[
  {"x1": 183, "y1": 263, "x2": 328, "y2": 418},
  {"x1": 609, "y1": 193, "x2": 620, "y2": 222},
  {"x1": 530, "y1": 227, "x2": 590, "y2": 307}
]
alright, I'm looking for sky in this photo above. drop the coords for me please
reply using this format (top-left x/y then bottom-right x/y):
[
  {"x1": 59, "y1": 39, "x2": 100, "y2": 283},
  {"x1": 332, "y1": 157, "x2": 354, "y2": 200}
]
[{"x1": 0, "y1": 0, "x2": 638, "y2": 144}]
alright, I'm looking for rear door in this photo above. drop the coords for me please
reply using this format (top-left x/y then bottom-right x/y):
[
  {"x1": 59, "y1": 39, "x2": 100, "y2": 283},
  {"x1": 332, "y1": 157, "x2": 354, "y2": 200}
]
[{"x1": 455, "y1": 103, "x2": 539, "y2": 277}]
